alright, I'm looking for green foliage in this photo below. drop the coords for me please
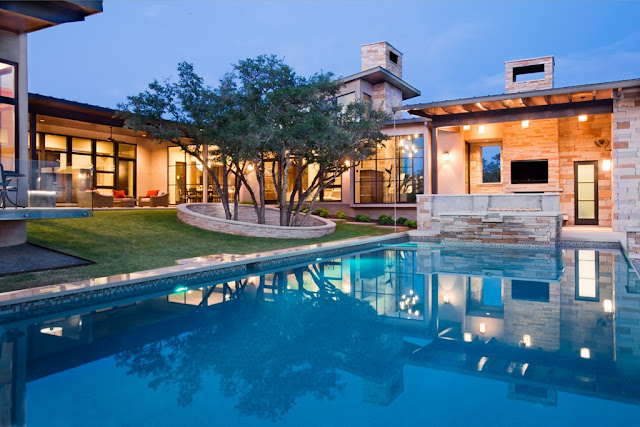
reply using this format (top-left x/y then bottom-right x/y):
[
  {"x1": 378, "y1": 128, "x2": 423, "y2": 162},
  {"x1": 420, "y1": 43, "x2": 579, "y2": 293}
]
[
  {"x1": 300, "y1": 206, "x2": 310, "y2": 213},
  {"x1": 396, "y1": 217, "x2": 408, "y2": 225},
  {"x1": 314, "y1": 208, "x2": 330, "y2": 218},
  {"x1": 335, "y1": 211, "x2": 347, "y2": 219},
  {"x1": 355, "y1": 214, "x2": 370, "y2": 223},
  {"x1": 405, "y1": 220, "x2": 417, "y2": 229},
  {"x1": 378, "y1": 214, "x2": 394, "y2": 225}
]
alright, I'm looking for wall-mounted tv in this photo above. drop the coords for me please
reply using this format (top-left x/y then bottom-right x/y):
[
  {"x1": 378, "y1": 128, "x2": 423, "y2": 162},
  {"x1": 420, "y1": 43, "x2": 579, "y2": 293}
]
[{"x1": 511, "y1": 160, "x2": 548, "y2": 184}]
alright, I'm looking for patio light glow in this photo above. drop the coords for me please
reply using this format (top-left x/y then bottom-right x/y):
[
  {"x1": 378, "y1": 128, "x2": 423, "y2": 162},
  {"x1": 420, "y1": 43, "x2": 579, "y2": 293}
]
[
  {"x1": 602, "y1": 159, "x2": 611, "y2": 172},
  {"x1": 443, "y1": 293, "x2": 450, "y2": 303},
  {"x1": 463, "y1": 125, "x2": 470, "y2": 131},
  {"x1": 344, "y1": 160, "x2": 351, "y2": 167},
  {"x1": 522, "y1": 335, "x2": 531, "y2": 348},
  {"x1": 521, "y1": 120, "x2": 529, "y2": 128},
  {"x1": 478, "y1": 125, "x2": 485, "y2": 134},
  {"x1": 463, "y1": 333, "x2": 472, "y2": 342},
  {"x1": 479, "y1": 323, "x2": 486, "y2": 334},
  {"x1": 578, "y1": 115, "x2": 588, "y2": 122},
  {"x1": 604, "y1": 299, "x2": 613, "y2": 313},
  {"x1": 581, "y1": 348, "x2": 591, "y2": 359},
  {"x1": 442, "y1": 152, "x2": 450, "y2": 162}
]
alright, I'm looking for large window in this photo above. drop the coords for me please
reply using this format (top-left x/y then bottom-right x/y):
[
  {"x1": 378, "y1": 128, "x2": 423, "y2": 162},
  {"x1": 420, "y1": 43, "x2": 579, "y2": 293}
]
[
  {"x1": 0, "y1": 60, "x2": 17, "y2": 171},
  {"x1": 482, "y1": 145, "x2": 501, "y2": 183},
  {"x1": 354, "y1": 134, "x2": 424, "y2": 204}
]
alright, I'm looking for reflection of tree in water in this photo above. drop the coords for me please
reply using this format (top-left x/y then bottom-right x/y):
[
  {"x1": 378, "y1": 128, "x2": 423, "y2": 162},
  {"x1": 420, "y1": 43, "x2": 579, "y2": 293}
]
[{"x1": 115, "y1": 267, "x2": 403, "y2": 421}]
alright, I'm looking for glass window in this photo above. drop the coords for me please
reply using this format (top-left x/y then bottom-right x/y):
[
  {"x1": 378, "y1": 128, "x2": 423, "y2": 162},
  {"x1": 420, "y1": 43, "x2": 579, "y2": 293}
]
[
  {"x1": 96, "y1": 156, "x2": 115, "y2": 172},
  {"x1": 96, "y1": 172, "x2": 114, "y2": 187},
  {"x1": 0, "y1": 61, "x2": 14, "y2": 99},
  {"x1": 96, "y1": 140, "x2": 114, "y2": 156},
  {"x1": 336, "y1": 92, "x2": 356, "y2": 111},
  {"x1": 576, "y1": 250, "x2": 599, "y2": 301},
  {"x1": 118, "y1": 142, "x2": 135, "y2": 159},
  {"x1": 354, "y1": 134, "x2": 424, "y2": 204},
  {"x1": 72, "y1": 137, "x2": 92, "y2": 154},
  {"x1": 0, "y1": 103, "x2": 15, "y2": 170},
  {"x1": 482, "y1": 145, "x2": 501, "y2": 183},
  {"x1": 44, "y1": 134, "x2": 67, "y2": 151}
]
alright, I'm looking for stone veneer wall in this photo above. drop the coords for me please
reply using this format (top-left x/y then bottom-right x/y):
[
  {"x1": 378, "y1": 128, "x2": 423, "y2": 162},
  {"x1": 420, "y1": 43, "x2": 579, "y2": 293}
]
[
  {"x1": 372, "y1": 82, "x2": 402, "y2": 118},
  {"x1": 438, "y1": 212, "x2": 562, "y2": 248},
  {"x1": 361, "y1": 41, "x2": 402, "y2": 78},
  {"x1": 467, "y1": 114, "x2": 613, "y2": 226},
  {"x1": 505, "y1": 56, "x2": 554, "y2": 94},
  {"x1": 628, "y1": 228, "x2": 640, "y2": 261},
  {"x1": 177, "y1": 203, "x2": 335, "y2": 238},
  {"x1": 613, "y1": 87, "x2": 640, "y2": 231}
]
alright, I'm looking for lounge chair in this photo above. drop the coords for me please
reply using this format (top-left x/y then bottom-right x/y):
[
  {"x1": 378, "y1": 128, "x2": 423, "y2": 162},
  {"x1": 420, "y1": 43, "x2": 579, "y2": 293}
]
[
  {"x1": 78, "y1": 190, "x2": 114, "y2": 208},
  {"x1": 139, "y1": 191, "x2": 169, "y2": 207}
]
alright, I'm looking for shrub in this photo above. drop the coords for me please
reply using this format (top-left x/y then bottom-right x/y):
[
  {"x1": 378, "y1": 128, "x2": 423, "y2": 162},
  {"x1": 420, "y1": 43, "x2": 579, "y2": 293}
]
[
  {"x1": 378, "y1": 214, "x2": 394, "y2": 225},
  {"x1": 405, "y1": 220, "x2": 417, "y2": 229},
  {"x1": 314, "y1": 208, "x2": 330, "y2": 218},
  {"x1": 355, "y1": 214, "x2": 371, "y2": 223},
  {"x1": 336, "y1": 210, "x2": 347, "y2": 219},
  {"x1": 300, "y1": 206, "x2": 310, "y2": 213},
  {"x1": 396, "y1": 217, "x2": 408, "y2": 225}
]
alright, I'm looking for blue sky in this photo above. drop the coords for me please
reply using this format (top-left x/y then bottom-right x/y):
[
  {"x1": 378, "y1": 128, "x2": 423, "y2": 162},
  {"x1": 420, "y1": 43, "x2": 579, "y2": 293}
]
[{"x1": 27, "y1": 0, "x2": 640, "y2": 109}]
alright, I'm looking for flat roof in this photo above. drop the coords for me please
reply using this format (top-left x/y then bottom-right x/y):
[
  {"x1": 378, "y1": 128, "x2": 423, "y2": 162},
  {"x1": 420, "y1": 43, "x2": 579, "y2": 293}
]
[
  {"x1": 0, "y1": 1, "x2": 102, "y2": 34},
  {"x1": 398, "y1": 77, "x2": 640, "y2": 117},
  {"x1": 339, "y1": 66, "x2": 421, "y2": 100},
  {"x1": 29, "y1": 93, "x2": 123, "y2": 127}
]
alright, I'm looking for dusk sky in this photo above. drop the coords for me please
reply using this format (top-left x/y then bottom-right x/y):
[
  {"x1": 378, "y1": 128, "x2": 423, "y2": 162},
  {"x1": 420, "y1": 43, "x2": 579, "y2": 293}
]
[{"x1": 27, "y1": 1, "x2": 640, "y2": 109}]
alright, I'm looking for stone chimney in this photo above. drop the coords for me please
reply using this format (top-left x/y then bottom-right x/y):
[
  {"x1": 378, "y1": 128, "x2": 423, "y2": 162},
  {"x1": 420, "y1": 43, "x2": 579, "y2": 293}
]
[
  {"x1": 361, "y1": 41, "x2": 403, "y2": 78},
  {"x1": 505, "y1": 56, "x2": 554, "y2": 93}
]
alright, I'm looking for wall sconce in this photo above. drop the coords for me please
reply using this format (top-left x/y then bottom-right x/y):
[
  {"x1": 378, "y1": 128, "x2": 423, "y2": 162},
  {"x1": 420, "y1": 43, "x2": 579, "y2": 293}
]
[
  {"x1": 463, "y1": 333, "x2": 472, "y2": 342},
  {"x1": 443, "y1": 293, "x2": 450, "y2": 304},
  {"x1": 344, "y1": 160, "x2": 351, "y2": 167},
  {"x1": 463, "y1": 125, "x2": 470, "y2": 131},
  {"x1": 478, "y1": 125, "x2": 485, "y2": 134},
  {"x1": 602, "y1": 159, "x2": 611, "y2": 172},
  {"x1": 521, "y1": 120, "x2": 529, "y2": 128},
  {"x1": 479, "y1": 323, "x2": 486, "y2": 334},
  {"x1": 522, "y1": 334, "x2": 531, "y2": 348},
  {"x1": 247, "y1": 163, "x2": 255, "y2": 172},
  {"x1": 578, "y1": 115, "x2": 588, "y2": 122},
  {"x1": 442, "y1": 152, "x2": 450, "y2": 162},
  {"x1": 603, "y1": 299, "x2": 613, "y2": 313},
  {"x1": 580, "y1": 348, "x2": 591, "y2": 359}
]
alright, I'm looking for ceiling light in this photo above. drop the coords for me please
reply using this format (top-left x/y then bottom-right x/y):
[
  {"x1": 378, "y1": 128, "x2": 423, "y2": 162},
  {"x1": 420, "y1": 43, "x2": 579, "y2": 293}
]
[
  {"x1": 478, "y1": 125, "x2": 485, "y2": 134},
  {"x1": 521, "y1": 120, "x2": 529, "y2": 128},
  {"x1": 578, "y1": 115, "x2": 588, "y2": 122},
  {"x1": 463, "y1": 125, "x2": 470, "y2": 131}
]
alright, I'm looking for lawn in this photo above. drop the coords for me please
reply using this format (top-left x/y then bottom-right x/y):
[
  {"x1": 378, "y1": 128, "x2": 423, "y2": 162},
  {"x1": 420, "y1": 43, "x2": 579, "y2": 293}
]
[{"x1": 0, "y1": 210, "x2": 396, "y2": 292}]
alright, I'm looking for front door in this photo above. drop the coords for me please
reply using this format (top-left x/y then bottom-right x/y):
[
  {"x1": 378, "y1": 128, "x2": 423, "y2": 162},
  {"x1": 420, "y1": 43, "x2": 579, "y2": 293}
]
[{"x1": 574, "y1": 161, "x2": 598, "y2": 225}]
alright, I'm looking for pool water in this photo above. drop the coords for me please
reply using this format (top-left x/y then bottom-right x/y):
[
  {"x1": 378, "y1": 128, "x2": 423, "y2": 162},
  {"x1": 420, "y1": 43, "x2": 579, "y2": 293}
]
[{"x1": 3, "y1": 244, "x2": 640, "y2": 425}]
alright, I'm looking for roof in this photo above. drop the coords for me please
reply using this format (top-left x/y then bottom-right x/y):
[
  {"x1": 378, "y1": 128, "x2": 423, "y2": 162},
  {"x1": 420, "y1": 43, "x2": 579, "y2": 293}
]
[
  {"x1": 339, "y1": 66, "x2": 421, "y2": 100},
  {"x1": 398, "y1": 77, "x2": 640, "y2": 117},
  {"x1": 29, "y1": 92, "x2": 123, "y2": 127},
  {"x1": 0, "y1": 1, "x2": 102, "y2": 34}
]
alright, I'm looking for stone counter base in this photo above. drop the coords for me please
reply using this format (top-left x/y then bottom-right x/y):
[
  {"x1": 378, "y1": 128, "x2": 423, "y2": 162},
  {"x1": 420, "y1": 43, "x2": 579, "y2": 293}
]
[{"x1": 438, "y1": 212, "x2": 563, "y2": 248}]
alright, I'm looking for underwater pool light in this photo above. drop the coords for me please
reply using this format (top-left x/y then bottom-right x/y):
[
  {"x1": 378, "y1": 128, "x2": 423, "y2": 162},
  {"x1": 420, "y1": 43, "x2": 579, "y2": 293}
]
[{"x1": 174, "y1": 286, "x2": 189, "y2": 293}]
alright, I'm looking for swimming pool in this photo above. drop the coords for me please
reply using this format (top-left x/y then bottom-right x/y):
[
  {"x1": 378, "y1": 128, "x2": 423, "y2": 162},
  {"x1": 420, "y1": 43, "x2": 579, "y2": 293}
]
[{"x1": 2, "y1": 243, "x2": 640, "y2": 425}]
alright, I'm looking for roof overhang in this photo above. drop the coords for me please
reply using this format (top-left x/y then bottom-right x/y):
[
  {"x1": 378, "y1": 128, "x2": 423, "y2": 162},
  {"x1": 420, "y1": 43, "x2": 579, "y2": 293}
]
[
  {"x1": 398, "y1": 78, "x2": 640, "y2": 119},
  {"x1": 29, "y1": 93, "x2": 123, "y2": 127},
  {"x1": 340, "y1": 66, "x2": 421, "y2": 100},
  {"x1": 0, "y1": 1, "x2": 102, "y2": 34}
]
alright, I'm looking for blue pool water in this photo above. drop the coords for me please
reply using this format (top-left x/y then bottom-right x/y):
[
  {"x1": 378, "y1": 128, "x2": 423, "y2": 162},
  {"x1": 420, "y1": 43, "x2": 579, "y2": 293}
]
[{"x1": 3, "y1": 243, "x2": 640, "y2": 425}]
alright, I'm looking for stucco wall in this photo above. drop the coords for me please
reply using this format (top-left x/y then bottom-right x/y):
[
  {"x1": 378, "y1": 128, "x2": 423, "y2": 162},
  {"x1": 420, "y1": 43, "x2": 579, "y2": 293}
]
[{"x1": 436, "y1": 129, "x2": 465, "y2": 194}]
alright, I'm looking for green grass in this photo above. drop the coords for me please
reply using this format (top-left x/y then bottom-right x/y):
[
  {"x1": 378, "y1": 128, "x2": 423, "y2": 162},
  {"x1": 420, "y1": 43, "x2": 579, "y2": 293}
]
[{"x1": 0, "y1": 210, "x2": 394, "y2": 292}]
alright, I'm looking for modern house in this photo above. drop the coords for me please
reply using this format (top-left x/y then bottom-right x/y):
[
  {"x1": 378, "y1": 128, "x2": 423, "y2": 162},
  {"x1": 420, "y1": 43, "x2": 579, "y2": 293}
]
[{"x1": 0, "y1": 1, "x2": 103, "y2": 247}]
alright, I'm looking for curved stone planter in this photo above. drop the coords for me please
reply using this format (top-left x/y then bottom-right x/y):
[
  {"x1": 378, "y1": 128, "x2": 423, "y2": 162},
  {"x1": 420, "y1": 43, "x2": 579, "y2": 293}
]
[{"x1": 177, "y1": 203, "x2": 336, "y2": 239}]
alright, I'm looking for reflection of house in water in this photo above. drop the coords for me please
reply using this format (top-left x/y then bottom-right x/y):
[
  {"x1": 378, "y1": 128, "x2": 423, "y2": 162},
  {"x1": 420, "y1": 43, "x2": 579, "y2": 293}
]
[{"x1": 1, "y1": 246, "x2": 640, "y2": 423}]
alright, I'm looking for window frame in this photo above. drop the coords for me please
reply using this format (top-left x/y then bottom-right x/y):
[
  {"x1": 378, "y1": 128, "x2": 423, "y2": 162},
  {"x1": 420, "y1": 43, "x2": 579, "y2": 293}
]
[{"x1": 0, "y1": 58, "x2": 19, "y2": 172}]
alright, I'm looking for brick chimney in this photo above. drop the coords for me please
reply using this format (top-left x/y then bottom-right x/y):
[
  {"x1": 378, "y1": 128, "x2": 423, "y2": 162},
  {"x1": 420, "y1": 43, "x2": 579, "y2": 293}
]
[
  {"x1": 361, "y1": 41, "x2": 403, "y2": 78},
  {"x1": 505, "y1": 56, "x2": 554, "y2": 93}
]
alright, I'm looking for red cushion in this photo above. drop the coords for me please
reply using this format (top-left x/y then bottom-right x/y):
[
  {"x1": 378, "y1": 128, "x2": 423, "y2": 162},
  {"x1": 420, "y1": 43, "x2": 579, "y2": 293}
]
[
  {"x1": 113, "y1": 190, "x2": 126, "y2": 199},
  {"x1": 146, "y1": 190, "x2": 159, "y2": 197}
]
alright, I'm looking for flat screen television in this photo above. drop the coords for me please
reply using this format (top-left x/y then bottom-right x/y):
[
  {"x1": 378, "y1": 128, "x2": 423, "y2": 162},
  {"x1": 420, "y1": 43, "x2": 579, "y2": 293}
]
[{"x1": 511, "y1": 160, "x2": 548, "y2": 184}]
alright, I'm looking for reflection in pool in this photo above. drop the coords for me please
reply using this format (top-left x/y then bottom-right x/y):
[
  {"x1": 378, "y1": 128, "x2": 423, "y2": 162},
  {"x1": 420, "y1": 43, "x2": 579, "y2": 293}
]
[{"x1": 2, "y1": 244, "x2": 640, "y2": 425}]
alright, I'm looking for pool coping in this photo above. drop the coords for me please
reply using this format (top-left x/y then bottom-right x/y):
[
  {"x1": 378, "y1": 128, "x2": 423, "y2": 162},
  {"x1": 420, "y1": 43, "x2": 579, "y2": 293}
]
[{"x1": 0, "y1": 231, "x2": 409, "y2": 320}]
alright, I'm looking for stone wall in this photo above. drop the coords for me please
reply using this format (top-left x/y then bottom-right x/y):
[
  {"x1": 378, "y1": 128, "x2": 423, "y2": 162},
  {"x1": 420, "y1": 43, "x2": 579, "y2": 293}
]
[
  {"x1": 505, "y1": 56, "x2": 554, "y2": 94},
  {"x1": 372, "y1": 82, "x2": 402, "y2": 118},
  {"x1": 438, "y1": 212, "x2": 563, "y2": 248},
  {"x1": 628, "y1": 227, "x2": 640, "y2": 261},
  {"x1": 613, "y1": 87, "x2": 640, "y2": 231},
  {"x1": 361, "y1": 41, "x2": 402, "y2": 78},
  {"x1": 177, "y1": 203, "x2": 336, "y2": 238}
]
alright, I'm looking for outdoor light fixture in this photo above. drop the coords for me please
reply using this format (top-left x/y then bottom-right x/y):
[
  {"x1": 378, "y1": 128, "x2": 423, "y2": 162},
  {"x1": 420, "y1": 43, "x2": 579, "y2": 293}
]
[
  {"x1": 579, "y1": 115, "x2": 588, "y2": 122},
  {"x1": 464, "y1": 333, "x2": 472, "y2": 342},
  {"x1": 442, "y1": 152, "x2": 450, "y2": 162},
  {"x1": 463, "y1": 125, "x2": 470, "y2": 131},
  {"x1": 604, "y1": 299, "x2": 613, "y2": 313},
  {"x1": 522, "y1": 335, "x2": 532, "y2": 348},
  {"x1": 247, "y1": 163, "x2": 255, "y2": 172},
  {"x1": 40, "y1": 326, "x2": 63, "y2": 336},
  {"x1": 414, "y1": 134, "x2": 419, "y2": 138},
  {"x1": 479, "y1": 323, "x2": 486, "y2": 334},
  {"x1": 602, "y1": 159, "x2": 611, "y2": 172},
  {"x1": 478, "y1": 125, "x2": 485, "y2": 134},
  {"x1": 581, "y1": 348, "x2": 591, "y2": 359},
  {"x1": 443, "y1": 293, "x2": 450, "y2": 304},
  {"x1": 344, "y1": 160, "x2": 351, "y2": 167},
  {"x1": 521, "y1": 120, "x2": 529, "y2": 128},
  {"x1": 196, "y1": 160, "x2": 204, "y2": 171}
]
